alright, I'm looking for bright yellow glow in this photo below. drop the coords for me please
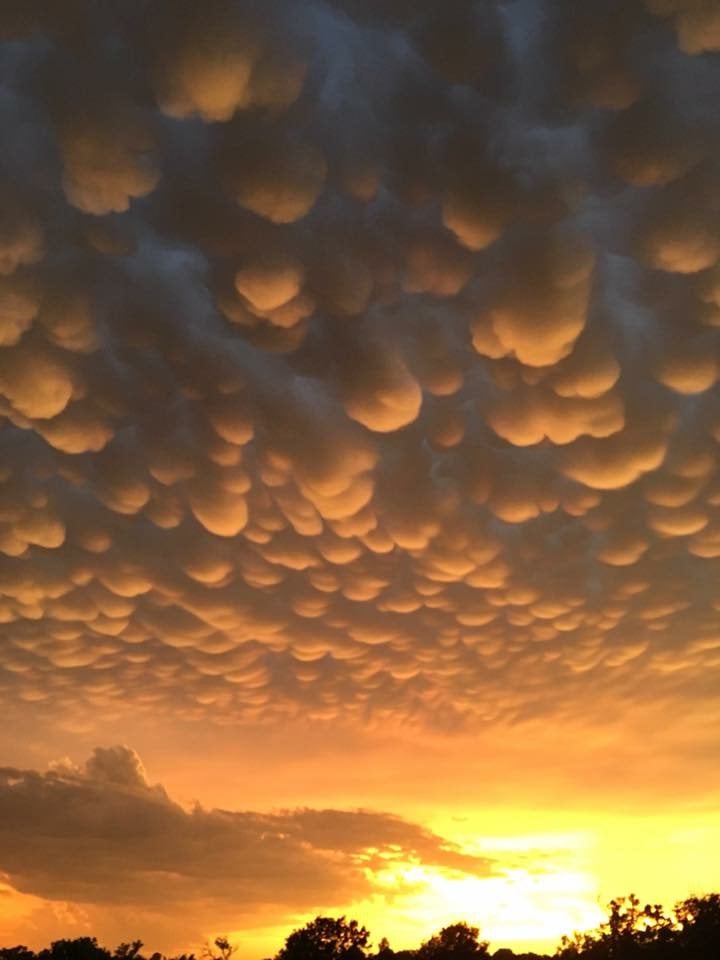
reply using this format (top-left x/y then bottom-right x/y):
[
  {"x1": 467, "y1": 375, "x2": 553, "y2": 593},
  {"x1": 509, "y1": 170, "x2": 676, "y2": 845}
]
[
  {"x1": 228, "y1": 832, "x2": 606, "y2": 958},
  {"x1": 358, "y1": 863, "x2": 605, "y2": 950},
  {"x1": 224, "y1": 811, "x2": 720, "y2": 960}
]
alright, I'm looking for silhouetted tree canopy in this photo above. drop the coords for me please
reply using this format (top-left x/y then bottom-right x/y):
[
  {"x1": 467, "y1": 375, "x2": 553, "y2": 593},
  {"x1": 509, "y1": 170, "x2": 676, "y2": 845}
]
[
  {"x1": 114, "y1": 945, "x2": 144, "y2": 960},
  {"x1": 493, "y1": 951, "x2": 549, "y2": 960},
  {"x1": 275, "y1": 917, "x2": 370, "y2": 960},
  {"x1": 556, "y1": 893, "x2": 720, "y2": 959},
  {"x1": 38, "y1": 940, "x2": 111, "y2": 960},
  {"x1": 418, "y1": 924, "x2": 490, "y2": 960},
  {"x1": 374, "y1": 940, "x2": 392, "y2": 960},
  {"x1": 202, "y1": 941, "x2": 236, "y2": 960},
  {"x1": 369, "y1": 943, "x2": 414, "y2": 960},
  {"x1": 0, "y1": 948, "x2": 37, "y2": 960},
  {"x1": 0, "y1": 941, "x2": 194, "y2": 960},
  {"x1": 674, "y1": 893, "x2": 720, "y2": 957},
  {"x1": 3, "y1": 894, "x2": 720, "y2": 960}
]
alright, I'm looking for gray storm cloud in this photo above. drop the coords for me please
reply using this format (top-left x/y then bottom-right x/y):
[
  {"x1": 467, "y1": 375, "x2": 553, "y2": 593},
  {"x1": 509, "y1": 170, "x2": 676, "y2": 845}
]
[
  {"x1": 0, "y1": 746, "x2": 494, "y2": 913},
  {"x1": 0, "y1": 0, "x2": 719, "y2": 729}
]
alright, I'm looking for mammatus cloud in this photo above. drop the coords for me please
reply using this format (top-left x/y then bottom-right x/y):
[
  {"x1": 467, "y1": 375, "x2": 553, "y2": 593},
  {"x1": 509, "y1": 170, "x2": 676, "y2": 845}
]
[
  {"x1": 0, "y1": 0, "x2": 719, "y2": 730},
  {"x1": 0, "y1": 746, "x2": 493, "y2": 934}
]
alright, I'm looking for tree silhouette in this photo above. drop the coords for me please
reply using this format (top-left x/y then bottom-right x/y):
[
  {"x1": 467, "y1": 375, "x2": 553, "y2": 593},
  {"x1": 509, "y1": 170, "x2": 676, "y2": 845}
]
[
  {"x1": 418, "y1": 923, "x2": 490, "y2": 960},
  {"x1": 38, "y1": 940, "x2": 111, "y2": 960},
  {"x1": 674, "y1": 893, "x2": 720, "y2": 957},
  {"x1": 374, "y1": 940, "x2": 392, "y2": 960},
  {"x1": 275, "y1": 918, "x2": 369, "y2": 960},
  {"x1": 3, "y1": 892, "x2": 720, "y2": 960},
  {"x1": 554, "y1": 893, "x2": 720, "y2": 959},
  {"x1": 114, "y1": 944, "x2": 144, "y2": 960},
  {"x1": 0, "y1": 948, "x2": 37, "y2": 960},
  {"x1": 556, "y1": 896, "x2": 662, "y2": 959},
  {"x1": 202, "y1": 941, "x2": 236, "y2": 960}
]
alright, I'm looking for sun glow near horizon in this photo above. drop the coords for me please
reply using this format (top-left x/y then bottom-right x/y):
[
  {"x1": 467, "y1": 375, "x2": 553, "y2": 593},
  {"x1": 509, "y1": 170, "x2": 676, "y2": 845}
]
[
  {"x1": 225, "y1": 863, "x2": 604, "y2": 960},
  {"x1": 225, "y1": 833, "x2": 606, "y2": 960},
  {"x1": 365, "y1": 864, "x2": 604, "y2": 948},
  {"x1": 224, "y1": 813, "x2": 720, "y2": 960}
]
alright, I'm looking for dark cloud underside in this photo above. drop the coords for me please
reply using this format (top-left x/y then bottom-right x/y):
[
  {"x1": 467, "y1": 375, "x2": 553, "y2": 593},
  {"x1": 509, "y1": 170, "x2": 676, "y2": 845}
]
[
  {"x1": 0, "y1": 746, "x2": 493, "y2": 911},
  {"x1": 0, "y1": 0, "x2": 719, "y2": 731}
]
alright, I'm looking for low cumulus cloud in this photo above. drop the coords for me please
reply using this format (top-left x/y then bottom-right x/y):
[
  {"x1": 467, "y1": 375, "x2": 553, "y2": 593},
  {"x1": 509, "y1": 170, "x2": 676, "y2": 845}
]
[
  {"x1": 0, "y1": 746, "x2": 494, "y2": 928},
  {"x1": 0, "y1": 0, "x2": 719, "y2": 732}
]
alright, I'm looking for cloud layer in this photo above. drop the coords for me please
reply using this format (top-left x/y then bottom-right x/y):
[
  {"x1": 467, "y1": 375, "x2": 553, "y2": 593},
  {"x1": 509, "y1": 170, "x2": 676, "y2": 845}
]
[
  {"x1": 0, "y1": 745, "x2": 493, "y2": 932},
  {"x1": 0, "y1": 0, "x2": 719, "y2": 730}
]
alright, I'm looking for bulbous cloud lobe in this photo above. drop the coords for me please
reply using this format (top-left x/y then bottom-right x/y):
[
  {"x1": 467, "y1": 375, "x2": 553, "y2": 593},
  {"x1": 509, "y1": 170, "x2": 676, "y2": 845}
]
[{"x1": 0, "y1": 0, "x2": 719, "y2": 732}]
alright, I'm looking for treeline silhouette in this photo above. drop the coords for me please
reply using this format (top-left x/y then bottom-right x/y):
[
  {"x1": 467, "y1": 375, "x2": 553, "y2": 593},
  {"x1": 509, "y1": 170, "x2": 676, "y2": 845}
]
[{"x1": 2, "y1": 893, "x2": 720, "y2": 960}]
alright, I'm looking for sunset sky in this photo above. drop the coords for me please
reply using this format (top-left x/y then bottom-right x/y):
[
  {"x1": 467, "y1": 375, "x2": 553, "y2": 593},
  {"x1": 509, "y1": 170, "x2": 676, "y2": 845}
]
[{"x1": 1, "y1": 0, "x2": 720, "y2": 956}]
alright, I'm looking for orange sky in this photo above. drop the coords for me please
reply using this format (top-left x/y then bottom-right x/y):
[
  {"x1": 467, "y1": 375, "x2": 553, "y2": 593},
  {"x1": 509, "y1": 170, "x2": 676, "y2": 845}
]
[
  {"x1": 1, "y1": 0, "x2": 720, "y2": 954},
  {"x1": 2, "y1": 709, "x2": 719, "y2": 956}
]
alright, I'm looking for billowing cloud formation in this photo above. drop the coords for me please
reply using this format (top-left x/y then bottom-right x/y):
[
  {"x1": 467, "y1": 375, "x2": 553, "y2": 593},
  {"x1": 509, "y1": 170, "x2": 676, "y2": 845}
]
[
  {"x1": 0, "y1": 0, "x2": 719, "y2": 732},
  {"x1": 0, "y1": 746, "x2": 492, "y2": 924}
]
